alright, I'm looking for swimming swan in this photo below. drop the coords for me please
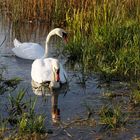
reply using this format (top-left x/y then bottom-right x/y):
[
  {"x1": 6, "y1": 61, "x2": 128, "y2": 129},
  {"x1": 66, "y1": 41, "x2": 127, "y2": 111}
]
[
  {"x1": 31, "y1": 28, "x2": 68, "y2": 88},
  {"x1": 12, "y1": 38, "x2": 44, "y2": 60}
]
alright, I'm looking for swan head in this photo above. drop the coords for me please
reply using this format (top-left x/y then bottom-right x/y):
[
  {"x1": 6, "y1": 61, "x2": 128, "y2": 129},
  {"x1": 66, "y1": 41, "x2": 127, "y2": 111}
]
[
  {"x1": 47, "y1": 28, "x2": 68, "y2": 43},
  {"x1": 51, "y1": 59, "x2": 60, "y2": 82},
  {"x1": 49, "y1": 59, "x2": 60, "y2": 89}
]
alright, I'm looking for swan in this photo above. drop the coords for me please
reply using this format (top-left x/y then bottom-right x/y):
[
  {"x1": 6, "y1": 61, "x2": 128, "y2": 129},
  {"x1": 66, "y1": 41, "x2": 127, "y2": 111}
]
[
  {"x1": 31, "y1": 28, "x2": 68, "y2": 88},
  {"x1": 12, "y1": 38, "x2": 44, "y2": 60}
]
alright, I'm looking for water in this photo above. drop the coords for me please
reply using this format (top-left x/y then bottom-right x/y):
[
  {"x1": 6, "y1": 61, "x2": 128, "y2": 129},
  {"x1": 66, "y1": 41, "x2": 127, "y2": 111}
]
[{"x1": 0, "y1": 18, "x2": 140, "y2": 139}]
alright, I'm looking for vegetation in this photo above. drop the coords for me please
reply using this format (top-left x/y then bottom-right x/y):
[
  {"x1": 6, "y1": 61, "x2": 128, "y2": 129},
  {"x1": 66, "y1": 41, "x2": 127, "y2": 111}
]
[
  {"x1": 0, "y1": 1, "x2": 140, "y2": 138},
  {"x1": 130, "y1": 82, "x2": 140, "y2": 105},
  {"x1": 0, "y1": 0, "x2": 140, "y2": 80},
  {"x1": 65, "y1": 0, "x2": 140, "y2": 80},
  {"x1": 0, "y1": 68, "x2": 47, "y2": 139},
  {"x1": 99, "y1": 104, "x2": 128, "y2": 129}
]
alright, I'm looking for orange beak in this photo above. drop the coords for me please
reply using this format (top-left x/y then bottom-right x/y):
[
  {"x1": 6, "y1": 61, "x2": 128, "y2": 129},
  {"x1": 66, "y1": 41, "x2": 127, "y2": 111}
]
[{"x1": 64, "y1": 36, "x2": 68, "y2": 44}]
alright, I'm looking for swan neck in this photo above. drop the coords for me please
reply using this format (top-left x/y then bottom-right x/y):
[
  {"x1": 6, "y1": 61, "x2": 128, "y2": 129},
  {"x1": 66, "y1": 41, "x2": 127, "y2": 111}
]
[
  {"x1": 44, "y1": 31, "x2": 55, "y2": 58},
  {"x1": 46, "y1": 31, "x2": 55, "y2": 43},
  {"x1": 44, "y1": 42, "x2": 50, "y2": 58}
]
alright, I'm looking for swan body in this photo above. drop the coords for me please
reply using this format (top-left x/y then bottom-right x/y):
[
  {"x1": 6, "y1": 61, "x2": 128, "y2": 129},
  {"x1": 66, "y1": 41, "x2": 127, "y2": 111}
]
[
  {"x1": 31, "y1": 58, "x2": 67, "y2": 84},
  {"x1": 31, "y1": 28, "x2": 68, "y2": 87},
  {"x1": 12, "y1": 39, "x2": 45, "y2": 60}
]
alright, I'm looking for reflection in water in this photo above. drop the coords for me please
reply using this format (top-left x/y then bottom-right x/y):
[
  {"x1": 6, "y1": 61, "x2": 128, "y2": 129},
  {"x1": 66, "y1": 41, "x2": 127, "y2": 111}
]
[
  {"x1": 32, "y1": 80, "x2": 69, "y2": 123},
  {"x1": 51, "y1": 92, "x2": 60, "y2": 123}
]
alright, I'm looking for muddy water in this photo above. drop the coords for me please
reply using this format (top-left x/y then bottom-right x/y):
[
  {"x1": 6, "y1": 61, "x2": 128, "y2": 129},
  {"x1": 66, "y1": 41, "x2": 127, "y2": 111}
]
[{"x1": 0, "y1": 19, "x2": 140, "y2": 139}]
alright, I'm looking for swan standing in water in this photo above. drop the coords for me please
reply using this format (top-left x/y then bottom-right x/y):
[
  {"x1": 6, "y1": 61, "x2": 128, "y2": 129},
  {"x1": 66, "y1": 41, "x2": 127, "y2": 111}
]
[{"x1": 31, "y1": 28, "x2": 68, "y2": 88}]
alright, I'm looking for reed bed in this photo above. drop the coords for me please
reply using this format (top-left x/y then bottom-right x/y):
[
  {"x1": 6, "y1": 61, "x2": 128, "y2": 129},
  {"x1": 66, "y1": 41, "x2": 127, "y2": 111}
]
[{"x1": 0, "y1": 0, "x2": 140, "y2": 79}]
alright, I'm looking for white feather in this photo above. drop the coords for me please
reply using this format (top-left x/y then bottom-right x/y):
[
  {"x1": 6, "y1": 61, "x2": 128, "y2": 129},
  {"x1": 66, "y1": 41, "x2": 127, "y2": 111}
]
[
  {"x1": 31, "y1": 28, "x2": 68, "y2": 85},
  {"x1": 12, "y1": 38, "x2": 44, "y2": 60}
]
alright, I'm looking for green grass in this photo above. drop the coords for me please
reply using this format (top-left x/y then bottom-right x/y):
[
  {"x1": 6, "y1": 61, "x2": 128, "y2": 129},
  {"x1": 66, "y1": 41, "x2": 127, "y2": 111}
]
[
  {"x1": 130, "y1": 82, "x2": 140, "y2": 105},
  {"x1": 99, "y1": 104, "x2": 128, "y2": 130},
  {"x1": 7, "y1": 89, "x2": 47, "y2": 134},
  {"x1": 0, "y1": 0, "x2": 140, "y2": 80},
  {"x1": 19, "y1": 113, "x2": 46, "y2": 134},
  {"x1": 0, "y1": 74, "x2": 48, "y2": 138},
  {"x1": 65, "y1": 0, "x2": 140, "y2": 80}
]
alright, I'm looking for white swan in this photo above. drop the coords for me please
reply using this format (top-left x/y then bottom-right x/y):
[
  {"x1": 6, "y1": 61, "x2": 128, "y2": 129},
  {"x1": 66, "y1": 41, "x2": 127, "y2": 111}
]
[
  {"x1": 12, "y1": 38, "x2": 44, "y2": 60},
  {"x1": 31, "y1": 28, "x2": 68, "y2": 88}
]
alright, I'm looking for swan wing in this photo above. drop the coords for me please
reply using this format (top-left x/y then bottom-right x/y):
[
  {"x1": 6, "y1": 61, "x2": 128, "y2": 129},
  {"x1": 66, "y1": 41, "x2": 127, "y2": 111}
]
[
  {"x1": 13, "y1": 38, "x2": 22, "y2": 47},
  {"x1": 12, "y1": 39, "x2": 45, "y2": 60}
]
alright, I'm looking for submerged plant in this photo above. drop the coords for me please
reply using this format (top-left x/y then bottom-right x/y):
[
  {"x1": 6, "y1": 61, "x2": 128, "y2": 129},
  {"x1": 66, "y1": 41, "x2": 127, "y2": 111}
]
[
  {"x1": 99, "y1": 105, "x2": 128, "y2": 130},
  {"x1": 0, "y1": 0, "x2": 140, "y2": 79},
  {"x1": 17, "y1": 95, "x2": 46, "y2": 134},
  {"x1": 0, "y1": 66, "x2": 21, "y2": 95},
  {"x1": 131, "y1": 90, "x2": 140, "y2": 106},
  {"x1": 82, "y1": 101, "x2": 95, "y2": 119},
  {"x1": 19, "y1": 113, "x2": 46, "y2": 134},
  {"x1": 0, "y1": 78, "x2": 22, "y2": 94},
  {"x1": 7, "y1": 89, "x2": 27, "y2": 125},
  {"x1": 7, "y1": 89, "x2": 46, "y2": 133}
]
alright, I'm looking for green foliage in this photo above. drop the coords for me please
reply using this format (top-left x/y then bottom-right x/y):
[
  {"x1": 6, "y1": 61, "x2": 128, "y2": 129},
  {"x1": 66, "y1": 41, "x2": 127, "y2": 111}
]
[
  {"x1": 65, "y1": 3, "x2": 140, "y2": 80},
  {"x1": 99, "y1": 105, "x2": 128, "y2": 129},
  {"x1": 8, "y1": 91, "x2": 46, "y2": 134},
  {"x1": 0, "y1": 66, "x2": 21, "y2": 95},
  {"x1": 131, "y1": 82, "x2": 140, "y2": 105},
  {"x1": 7, "y1": 89, "x2": 27, "y2": 125},
  {"x1": 0, "y1": 0, "x2": 140, "y2": 79},
  {"x1": 19, "y1": 113, "x2": 46, "y2": 134},
  {"x1": 91, "y1": 22, "x2": 140, "y2": 79}
]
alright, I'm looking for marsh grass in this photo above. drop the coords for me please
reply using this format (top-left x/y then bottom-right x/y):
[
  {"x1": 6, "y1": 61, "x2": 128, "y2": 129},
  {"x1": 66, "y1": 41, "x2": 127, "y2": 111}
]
[
  {"x1": 0, "y1": 0, "x2": 54, "y2": 23},
  {"x1": 7, "y1": 90, "x2": 47, "y2": 134},
  {"x1": 65, "y1": 0, "x2": 140, "y2": 80},
  {"x1": 66, "y1": 20, "x2": 140, "y2": 80},
  {"x1": 0, "y1": 73, "x2": 48, "y2": 138},
  {"x1": 99, "y1": 104, "x2": 128, "y2": 130},
  {"x1": 18, "y1": 96, "x2": 46, "y2": 134},
  {"x1": 0, "y1": 78, "x2": 21, "y2": 94},
  {"x1": 7, "y1": 89, "x2": 27, "y2": 126},
  {"x1": 0, "y1": 0, "x2": 140, "y2": 79},
  {"x1": 130, "y1": 82, "x2": 140, "y2": 106}
]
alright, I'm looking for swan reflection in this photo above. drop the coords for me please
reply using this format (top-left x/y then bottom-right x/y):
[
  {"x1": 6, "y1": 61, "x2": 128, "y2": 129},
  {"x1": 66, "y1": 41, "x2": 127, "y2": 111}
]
[{"x1": 31, "y1": 80, "x2": 68, "y2": 123}]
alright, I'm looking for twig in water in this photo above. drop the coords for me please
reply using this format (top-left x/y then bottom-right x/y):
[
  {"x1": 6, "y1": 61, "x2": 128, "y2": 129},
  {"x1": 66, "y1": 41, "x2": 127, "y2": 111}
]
[{"x1": 0, "y1": 35, "x2": 6, "y2": 48}]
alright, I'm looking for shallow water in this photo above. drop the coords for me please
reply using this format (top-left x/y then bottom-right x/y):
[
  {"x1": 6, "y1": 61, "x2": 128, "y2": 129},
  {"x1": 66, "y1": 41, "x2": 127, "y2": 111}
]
[{"x1": 0, "y1": 18, "x2": 140, "y2": 139}]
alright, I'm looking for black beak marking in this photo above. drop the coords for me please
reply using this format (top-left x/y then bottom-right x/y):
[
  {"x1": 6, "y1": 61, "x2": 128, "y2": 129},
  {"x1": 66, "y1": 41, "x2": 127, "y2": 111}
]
[{"x1": 62, "y1": 32, "x2": 67, "y2": 39}]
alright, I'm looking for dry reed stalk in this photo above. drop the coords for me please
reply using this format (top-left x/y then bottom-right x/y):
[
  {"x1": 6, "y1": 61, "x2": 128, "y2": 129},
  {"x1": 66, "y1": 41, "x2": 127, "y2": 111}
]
[
  {"x1": 47, "y1": 0, "x2": 53, "y2": 20},
  {"x1": 40, "y1": 0, "x2": 44, "y2": 18},
  {"x1": 0, "y1": 0, "x2": 140, "y2": 23},
  {"x1": 33, "y1": 0, "x2": 37, "y2": 18}
]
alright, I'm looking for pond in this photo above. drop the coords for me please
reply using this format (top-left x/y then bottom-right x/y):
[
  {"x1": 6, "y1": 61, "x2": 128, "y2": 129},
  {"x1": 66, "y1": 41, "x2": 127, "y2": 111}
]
[{"x1": 0, "y1": 17, "x2": 140, "y2": 140}]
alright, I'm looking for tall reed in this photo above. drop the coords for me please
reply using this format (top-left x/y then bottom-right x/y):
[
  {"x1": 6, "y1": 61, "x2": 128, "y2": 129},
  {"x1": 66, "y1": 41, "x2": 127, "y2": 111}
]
[
  {"x1": 65, "y1": 0, "x2": 140, "y2": 79},
  {"x1": 0, "y1": 0, "x2": 140, "y2": 79},
  {"x1": 0, "y1": 0, "x2": 54, "y2": 22}
]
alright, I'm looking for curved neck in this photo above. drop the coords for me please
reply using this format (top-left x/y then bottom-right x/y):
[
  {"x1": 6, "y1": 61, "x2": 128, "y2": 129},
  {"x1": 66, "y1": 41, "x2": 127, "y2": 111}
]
[
  {"x1": 44, "y1": 31, "x2": 56, "y2": 58},
  {"x1": 44, "y1": 42, "x2": 50, "y2": 58}
]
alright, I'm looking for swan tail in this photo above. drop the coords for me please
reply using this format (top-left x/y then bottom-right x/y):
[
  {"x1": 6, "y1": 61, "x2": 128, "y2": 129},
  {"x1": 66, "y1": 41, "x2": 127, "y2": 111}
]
[{"x1": 13, "y1": 38, "x2": 22, "y2": 47}]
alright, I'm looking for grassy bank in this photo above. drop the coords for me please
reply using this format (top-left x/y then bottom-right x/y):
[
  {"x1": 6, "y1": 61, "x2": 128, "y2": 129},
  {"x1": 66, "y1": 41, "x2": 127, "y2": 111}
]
[
  {"x1": 0, "y1": 0, "x2": 140, "y2": 80},
  {"x1": 65, "y1": 0, "x2": 140, "y2": 80}
]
